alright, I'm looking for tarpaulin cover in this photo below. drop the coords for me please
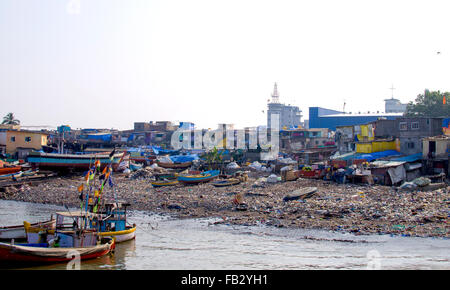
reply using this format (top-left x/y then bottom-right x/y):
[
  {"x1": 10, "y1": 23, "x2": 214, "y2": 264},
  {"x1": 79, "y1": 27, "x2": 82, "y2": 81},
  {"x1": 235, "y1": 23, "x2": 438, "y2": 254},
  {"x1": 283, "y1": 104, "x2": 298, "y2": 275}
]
[
  {"x1": 391, "y1": 153, "x2": 422, "y2": 163},
  {"x1": 79, "y1": 134, "x2": 112, "y2": 142},
  {"x1": 356, "y1": 150, "x2": 401, "y2": 162},
  {"x1": 332, "y1": 150, "x2": 401, "y2": 162},
  {"x1": 443, "y1": 118, "x2": 450, "y2": 128},
  {"x1": 170, "y1": 154, "x2": 199, "y2": 163},
  {"x1": 152, "y1": 146, "x2": 179, "y2": 155},
  {"x1": 387, "y1": 165, "x2": 406, "y2": 184}
]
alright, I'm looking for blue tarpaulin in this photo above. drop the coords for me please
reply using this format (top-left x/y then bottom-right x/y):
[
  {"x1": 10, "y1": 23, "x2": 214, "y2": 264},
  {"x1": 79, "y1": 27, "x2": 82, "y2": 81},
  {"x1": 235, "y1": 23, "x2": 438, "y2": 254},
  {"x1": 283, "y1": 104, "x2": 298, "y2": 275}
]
[
  {"x1": 390, "y1": 153, "x2": 422, "y2": 163},
  {"x1": 87, "y1": 134, "x2": 111, "y2": 142},
  {"x1": 169, "y1": 154, "x2": 199, "y2": 163},
  {"x1": 443, "y1": 118, "x2": 450, "y2": 128},
  {"x1": 152, "y1": 146, "x2": 179, "y2": 155},
  {"x1": 334, "y1": 150, "x2": 402, "y2": 162},
  {"x1": 356, "y1": 150, "x2": 402, "y2": 162}
]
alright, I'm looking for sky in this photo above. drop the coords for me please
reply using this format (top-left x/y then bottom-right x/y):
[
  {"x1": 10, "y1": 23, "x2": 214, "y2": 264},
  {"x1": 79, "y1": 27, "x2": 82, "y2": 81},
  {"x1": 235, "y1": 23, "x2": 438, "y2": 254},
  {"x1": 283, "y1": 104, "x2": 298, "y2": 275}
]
[{"x1": 1, "y1": 0, "x2": 450, "y2": 130}]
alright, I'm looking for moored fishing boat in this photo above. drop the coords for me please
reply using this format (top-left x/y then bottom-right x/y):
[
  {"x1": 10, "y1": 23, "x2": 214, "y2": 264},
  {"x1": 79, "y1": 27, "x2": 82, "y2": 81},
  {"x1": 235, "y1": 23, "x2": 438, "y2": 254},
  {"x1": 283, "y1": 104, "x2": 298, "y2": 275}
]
[
  {"x1": 0, "y1": 236, "x2": 114, "y2": 265},
  {"x1": 87, "y1": 201, "x2": 136, "y2": 243},
  {"x1": 25, "y1": 205, "x2": 136, "y2": 245},
  {"x1": 0, "y1": 218, "x2": 55, "y2": 241},
  {"x1": 177, "y1": 170, "x2": 220, "y2": 184}
]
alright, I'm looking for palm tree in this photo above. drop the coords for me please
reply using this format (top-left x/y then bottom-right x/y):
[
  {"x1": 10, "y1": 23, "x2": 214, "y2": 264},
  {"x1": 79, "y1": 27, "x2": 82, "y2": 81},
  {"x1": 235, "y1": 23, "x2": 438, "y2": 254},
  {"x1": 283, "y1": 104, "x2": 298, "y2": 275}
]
[{"x1": 2, "y1": 113, "x2": 20, "y2": 125}]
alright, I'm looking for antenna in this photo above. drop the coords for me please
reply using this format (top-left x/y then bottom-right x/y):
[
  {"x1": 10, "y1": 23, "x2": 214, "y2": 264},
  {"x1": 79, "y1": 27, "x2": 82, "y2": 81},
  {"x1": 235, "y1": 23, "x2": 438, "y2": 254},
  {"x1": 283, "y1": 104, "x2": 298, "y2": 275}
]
[{"x1": 389, "y1": 84, "x2": 395, "y2": 99}]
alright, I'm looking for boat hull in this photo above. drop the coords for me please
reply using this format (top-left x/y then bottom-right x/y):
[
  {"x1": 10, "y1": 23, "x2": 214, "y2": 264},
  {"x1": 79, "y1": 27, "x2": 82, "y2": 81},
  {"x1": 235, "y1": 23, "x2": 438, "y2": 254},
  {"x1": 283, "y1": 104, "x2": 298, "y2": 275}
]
[
  {"x1": 98, "y1": 226, "x2": 136, "y2": 243},
  {"x1": 27, "y1": 152, "x2": 125, "y2": 172},
  {"x1": 0, "y1": 166, "x2": 22, "y2": 175},
  {"x1": 212, "y1": 178, "x2": 241, "y2": 187},
  {"x1": 178, "y1": 170, "x2": 220, "y2": 184},
  {"x1": 151, "y1": 180, "x2": 179, "y2": 187},
  {"x1": 157, "y1": 161, "x2": 192, "y2": 169},
  {"x1": 0, "y1": 239, "x2": 114, "y2": 264}
]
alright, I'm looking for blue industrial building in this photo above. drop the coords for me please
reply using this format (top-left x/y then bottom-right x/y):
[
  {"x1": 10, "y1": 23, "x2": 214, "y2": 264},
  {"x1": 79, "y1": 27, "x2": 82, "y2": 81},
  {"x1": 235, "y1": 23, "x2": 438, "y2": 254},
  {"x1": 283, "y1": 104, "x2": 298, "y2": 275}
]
[{"x1": 308, "y1": 107, "x2": 402, "y2": 131}]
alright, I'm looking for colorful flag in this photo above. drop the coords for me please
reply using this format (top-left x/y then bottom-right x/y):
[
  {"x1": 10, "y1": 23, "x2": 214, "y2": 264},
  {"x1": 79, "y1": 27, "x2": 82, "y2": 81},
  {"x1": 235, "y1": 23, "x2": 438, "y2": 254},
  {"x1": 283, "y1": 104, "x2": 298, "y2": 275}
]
[
  {"x1": 77, "y1": 184, "x2": 84, "y2": 193},
  {"x1": 109, "y1": 148, "x2": 116, "y2": 160}
]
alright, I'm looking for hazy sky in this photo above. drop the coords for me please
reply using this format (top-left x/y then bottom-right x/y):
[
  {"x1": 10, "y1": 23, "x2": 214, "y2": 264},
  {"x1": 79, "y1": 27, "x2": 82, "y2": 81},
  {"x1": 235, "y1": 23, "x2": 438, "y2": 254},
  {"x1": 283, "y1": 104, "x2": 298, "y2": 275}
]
[{"x1": 1, "y1": 0, "x2": 449, "y2": 130}]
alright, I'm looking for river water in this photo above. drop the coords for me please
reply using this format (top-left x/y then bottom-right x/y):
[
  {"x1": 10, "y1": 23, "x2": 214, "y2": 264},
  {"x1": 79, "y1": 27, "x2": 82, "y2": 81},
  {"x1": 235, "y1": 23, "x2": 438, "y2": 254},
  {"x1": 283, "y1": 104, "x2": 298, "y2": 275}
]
[{"x1": 0, "y1": 200, "x2": 448, "y2": 270}]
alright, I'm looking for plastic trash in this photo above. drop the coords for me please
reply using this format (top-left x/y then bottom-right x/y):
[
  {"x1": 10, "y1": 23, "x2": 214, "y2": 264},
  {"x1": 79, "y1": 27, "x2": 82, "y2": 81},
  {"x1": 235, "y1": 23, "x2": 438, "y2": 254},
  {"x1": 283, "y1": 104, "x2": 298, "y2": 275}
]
[
  {"x1": 266, "y1": 174, "x2": 279, "y2": 183},
  {"x1": 226, "y1": 162, "x2": 240, "y2": 169}
]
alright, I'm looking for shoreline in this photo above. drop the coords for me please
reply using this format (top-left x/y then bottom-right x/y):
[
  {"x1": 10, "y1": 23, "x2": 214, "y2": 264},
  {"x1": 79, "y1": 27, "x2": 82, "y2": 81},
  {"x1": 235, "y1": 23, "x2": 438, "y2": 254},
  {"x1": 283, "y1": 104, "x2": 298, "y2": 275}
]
[{"x1": 0, "y1": 174, "x2": 448, "y2": 238}]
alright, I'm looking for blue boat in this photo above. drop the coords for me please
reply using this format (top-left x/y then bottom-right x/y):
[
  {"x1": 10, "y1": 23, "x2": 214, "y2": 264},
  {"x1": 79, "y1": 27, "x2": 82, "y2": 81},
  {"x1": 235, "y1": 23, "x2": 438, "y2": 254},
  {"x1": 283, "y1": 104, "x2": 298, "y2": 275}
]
[{"x1": 177, "y1": 170, "x2": 220, "y2": 184}]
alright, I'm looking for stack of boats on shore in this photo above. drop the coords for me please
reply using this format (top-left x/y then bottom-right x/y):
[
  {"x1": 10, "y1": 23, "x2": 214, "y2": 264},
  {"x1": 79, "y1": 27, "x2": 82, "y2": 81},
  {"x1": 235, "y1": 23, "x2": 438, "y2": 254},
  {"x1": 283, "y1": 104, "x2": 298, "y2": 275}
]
[
  {"x1": 0, "y1": 159, "x2": 40, "y2": 181},
  {"x1": 0, "y1": 157, "x2": 136, "y2": 266}
]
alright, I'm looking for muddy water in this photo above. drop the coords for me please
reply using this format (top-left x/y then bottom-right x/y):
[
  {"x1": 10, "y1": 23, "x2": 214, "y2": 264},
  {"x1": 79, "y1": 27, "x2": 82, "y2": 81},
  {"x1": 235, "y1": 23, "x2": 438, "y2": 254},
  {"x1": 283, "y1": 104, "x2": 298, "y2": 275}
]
[{"x1": 0, "y1": 200, "x2": 448, "y2": 270}]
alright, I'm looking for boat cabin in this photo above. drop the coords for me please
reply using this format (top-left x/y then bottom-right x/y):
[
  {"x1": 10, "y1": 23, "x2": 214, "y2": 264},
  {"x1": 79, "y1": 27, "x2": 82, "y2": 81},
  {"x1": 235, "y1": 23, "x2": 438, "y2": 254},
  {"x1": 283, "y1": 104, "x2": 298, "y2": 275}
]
[{"x1": 96, "y1": 201, "x2": 130, "y2": 232}]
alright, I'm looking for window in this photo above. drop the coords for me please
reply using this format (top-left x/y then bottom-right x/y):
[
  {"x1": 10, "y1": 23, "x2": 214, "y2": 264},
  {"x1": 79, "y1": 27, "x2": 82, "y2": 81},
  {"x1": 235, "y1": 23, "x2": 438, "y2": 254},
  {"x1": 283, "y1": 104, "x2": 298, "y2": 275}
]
[
  {"x1": 411, "y1": 122, "x2": 419, "y2": 130},
  {"x1": 399, "y1": 122, "x2": 407, "y2": 131},
  {"x1": 25, "y1": 137, "x2": 31, "y2": 142},
  {"x1": 10, "y1": 136, "x2": 15, "y2": 142},
  {"x1": 407, "y1": 142, "x2": 415, "y2": 149}
]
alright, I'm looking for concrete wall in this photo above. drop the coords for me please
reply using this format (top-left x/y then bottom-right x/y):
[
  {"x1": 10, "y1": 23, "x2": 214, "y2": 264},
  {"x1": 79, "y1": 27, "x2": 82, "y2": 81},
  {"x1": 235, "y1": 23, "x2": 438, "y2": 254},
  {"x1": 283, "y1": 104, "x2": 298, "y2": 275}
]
[
  {"x1": 268, "y1": 103, "x2": 302, "y2": 130},
  {"x1": 0, "y1": 132, "x2": 6, "y2": 146}
]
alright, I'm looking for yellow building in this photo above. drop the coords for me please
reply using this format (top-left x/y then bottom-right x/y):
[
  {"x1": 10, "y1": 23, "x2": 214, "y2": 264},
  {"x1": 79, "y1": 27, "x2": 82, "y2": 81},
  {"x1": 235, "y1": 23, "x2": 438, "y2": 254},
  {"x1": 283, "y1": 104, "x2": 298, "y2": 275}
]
[
  {"x1": 1, "y1": 130, "x2": 48, "y2": 158},
  {"x1": 356, "y1": 139, "x2": 397, "y2": 153}
]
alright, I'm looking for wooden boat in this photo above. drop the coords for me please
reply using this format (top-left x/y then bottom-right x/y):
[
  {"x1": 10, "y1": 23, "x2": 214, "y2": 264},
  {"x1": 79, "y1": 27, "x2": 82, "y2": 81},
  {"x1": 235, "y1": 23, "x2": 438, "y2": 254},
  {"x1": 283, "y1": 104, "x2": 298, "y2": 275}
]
[
  {"x1": 178, "y1": 170, "x2": 220, "y2": 184},
  {"x1": 0, "y1": 171, "x2": 23, "y2": 180},
  {"x1": 151, "y1": 179, "x2": 179, "y2": 187},
  {"x1": 27, "y1": 151, "x2": 126, "y2": 172},
  {"x1": 283, "y1": 187, "x2": 317, "y2": 201},
  {"x1": 0, "y1": 237, "x2": 114, "y2": 265},
  {"x1": 212, "y1": 178, "x2": 241, "y2": 187},
  {"x1": 0, "y1": 166, "x2": 22, "y2": 175},
  {"x1": 0, "y1": 218, "x2": 56, "y2": 241},
  {"x1": 157, "y1": 161, "x2": 192, "y2": 169}
]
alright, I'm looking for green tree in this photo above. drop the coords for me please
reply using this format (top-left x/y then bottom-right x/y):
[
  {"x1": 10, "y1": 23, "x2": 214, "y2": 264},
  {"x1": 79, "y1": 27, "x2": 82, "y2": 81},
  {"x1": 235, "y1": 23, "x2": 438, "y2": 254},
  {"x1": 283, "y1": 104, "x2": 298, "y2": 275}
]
[
  {"x1": 202, "y1": 147, "x2": 223, "y2": 170},
  {"x1": 2, "y1": 113, "x2": 20, "y2": 125},
  {"x1": 404, "y1": 89, "x2": 450, "y2": 117}
]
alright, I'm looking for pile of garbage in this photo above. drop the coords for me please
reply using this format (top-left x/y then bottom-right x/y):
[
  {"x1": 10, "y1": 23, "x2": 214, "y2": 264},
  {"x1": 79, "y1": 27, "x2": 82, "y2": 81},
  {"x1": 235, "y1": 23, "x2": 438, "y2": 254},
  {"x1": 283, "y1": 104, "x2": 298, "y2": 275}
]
[
  {"x1": 128, "y1": 164, "x2": 170, "y2": 180},
  {"x1": 398, "y1": 177, "x2": 447, "y2": 191},
  {"x1": 248, "y1": 161, "x2": 272, "y2": 173}
]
